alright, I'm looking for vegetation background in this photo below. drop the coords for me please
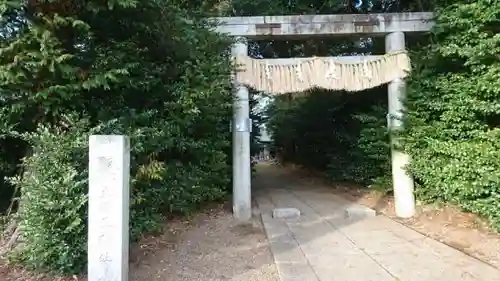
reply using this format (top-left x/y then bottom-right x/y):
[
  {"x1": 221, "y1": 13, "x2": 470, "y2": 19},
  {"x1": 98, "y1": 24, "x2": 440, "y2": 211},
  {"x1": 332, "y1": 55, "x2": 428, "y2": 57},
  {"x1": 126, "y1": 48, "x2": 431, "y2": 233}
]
[{"x1": 1, "y1": 0, "x2": 499, "y2": 276}]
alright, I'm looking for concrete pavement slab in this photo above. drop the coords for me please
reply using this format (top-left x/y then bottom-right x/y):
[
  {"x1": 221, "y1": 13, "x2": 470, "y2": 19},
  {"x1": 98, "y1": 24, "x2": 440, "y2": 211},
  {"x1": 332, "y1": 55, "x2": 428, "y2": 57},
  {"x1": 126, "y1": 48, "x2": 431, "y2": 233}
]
[{"x1": 254, "y1": 166, "x2": 500, "y2": 281}]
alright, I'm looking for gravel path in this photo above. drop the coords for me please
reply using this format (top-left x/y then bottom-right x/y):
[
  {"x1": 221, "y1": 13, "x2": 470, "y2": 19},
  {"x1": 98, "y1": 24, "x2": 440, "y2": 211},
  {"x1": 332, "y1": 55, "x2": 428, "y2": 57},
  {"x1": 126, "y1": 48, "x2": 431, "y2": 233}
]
[{"x1": 130, "y1": 204, "x2": 279, "y2": 281}]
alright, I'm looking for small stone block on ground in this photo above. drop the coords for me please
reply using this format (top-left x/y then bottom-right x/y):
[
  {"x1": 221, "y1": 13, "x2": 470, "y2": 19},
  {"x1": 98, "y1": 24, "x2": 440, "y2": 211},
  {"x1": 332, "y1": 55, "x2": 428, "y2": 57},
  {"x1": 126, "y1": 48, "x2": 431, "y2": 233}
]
[
  {"x1": 344, "y1": 205, "x2": 376, "y2": 220},
  {"x1": 273, "y1": 208, "x2": 301, "y2": 219}
]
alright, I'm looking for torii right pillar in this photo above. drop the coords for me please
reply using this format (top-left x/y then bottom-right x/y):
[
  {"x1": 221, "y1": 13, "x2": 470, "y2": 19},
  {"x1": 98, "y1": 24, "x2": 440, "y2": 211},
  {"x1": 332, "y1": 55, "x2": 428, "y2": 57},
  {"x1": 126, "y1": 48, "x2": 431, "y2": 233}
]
[{"x1": 386, "y1": 31, "x2": 416, "y2": 218}]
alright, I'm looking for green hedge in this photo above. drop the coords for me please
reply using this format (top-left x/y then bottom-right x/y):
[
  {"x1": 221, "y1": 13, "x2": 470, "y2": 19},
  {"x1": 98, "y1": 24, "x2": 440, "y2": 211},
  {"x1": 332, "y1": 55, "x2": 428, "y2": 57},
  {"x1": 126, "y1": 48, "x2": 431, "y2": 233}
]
[
  {"x1": 266, "y1": 88, "x2": 390, "y2": 186},
  {"x1": 402, "y1": 0, "x2": 500, "y2": 229},
  {"x1": 9, "y1": 118, "x2": 90, "y2": 272},
  {"x1": 0, "y1": 0, "x2": 235, "y2": 274}
]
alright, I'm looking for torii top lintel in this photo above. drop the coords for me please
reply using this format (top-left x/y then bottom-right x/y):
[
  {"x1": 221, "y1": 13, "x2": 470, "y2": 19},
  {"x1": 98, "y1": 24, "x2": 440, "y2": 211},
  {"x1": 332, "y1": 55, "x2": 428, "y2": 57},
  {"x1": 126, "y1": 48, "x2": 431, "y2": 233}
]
[{"x1": 209, "y1": 12, "x2": 434, "y2": 40}]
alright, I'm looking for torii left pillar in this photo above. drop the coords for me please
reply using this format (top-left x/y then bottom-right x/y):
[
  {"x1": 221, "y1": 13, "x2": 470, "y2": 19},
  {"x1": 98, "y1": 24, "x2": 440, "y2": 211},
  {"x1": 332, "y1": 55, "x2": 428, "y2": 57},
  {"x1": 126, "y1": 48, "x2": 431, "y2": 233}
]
[{"x1": 231, "y1": 37, "x2": 252, "y2": 221}]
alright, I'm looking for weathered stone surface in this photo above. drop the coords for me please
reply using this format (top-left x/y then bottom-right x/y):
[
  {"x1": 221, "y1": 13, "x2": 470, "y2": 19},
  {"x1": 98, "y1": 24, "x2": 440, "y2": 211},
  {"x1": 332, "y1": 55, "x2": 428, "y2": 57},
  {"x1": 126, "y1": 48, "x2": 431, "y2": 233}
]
[
  {"x1": 272, "y1": 208, "x2": 301, "y2": 219},
  {"x1": 88, "y1": 135, "x2": 130, "y2": 281},
  {"x1": 255, "y1": 165, "x2": 500, "y2": 281},
  {"x1": 344, "y1": 205, "x2": 376, "y2": 220},
  {"x1": 210, "y1": 12, "x2": 434, "y2": 39}
]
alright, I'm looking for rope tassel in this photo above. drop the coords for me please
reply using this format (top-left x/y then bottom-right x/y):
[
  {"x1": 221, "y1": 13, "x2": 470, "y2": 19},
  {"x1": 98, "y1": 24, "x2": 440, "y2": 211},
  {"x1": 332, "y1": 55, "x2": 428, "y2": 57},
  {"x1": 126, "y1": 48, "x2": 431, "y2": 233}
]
[
  {"x1": 295, "y1": 61, "x2": 304, "y2": 83},
  {"x1": 234, "y1": 51, "x2": 411, "y2": 95},
  {"x1": 325, "y1": 60, "x2": 338, "y2": 80},
  {"x1": 362, "y1": 58, "x2": 372, "y2": 81}
]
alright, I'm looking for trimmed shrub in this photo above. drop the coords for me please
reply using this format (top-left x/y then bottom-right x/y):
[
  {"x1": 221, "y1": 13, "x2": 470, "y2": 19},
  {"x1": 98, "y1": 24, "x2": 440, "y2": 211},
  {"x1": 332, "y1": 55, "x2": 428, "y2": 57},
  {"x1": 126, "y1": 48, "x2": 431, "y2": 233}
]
[
  {"x1": 403, "y1": 0, "x2": 500, "y2": 229},
  {"x1": 0, "y1": 0, "x2": 236, "y2": 274}
]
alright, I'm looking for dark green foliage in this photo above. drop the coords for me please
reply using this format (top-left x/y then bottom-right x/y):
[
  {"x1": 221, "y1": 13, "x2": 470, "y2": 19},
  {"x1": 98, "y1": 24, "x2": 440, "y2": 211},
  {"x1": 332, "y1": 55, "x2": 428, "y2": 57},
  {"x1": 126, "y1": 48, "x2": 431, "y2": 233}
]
[
  {"x1": 0, "y1": 0, "x2": 237, "y2": 274},
  {"x1": 267, "y1": 87, "x2": 390, "y2": 186},
  {"x1": 352, "y1": 103, "x2": 391, "y2": 189},
  {"x1": 402, "y1": 0, "x2": 500, "y2": 229},
  {"x1": 8, "y1": 117, "x2": 91, "y2": 273}
]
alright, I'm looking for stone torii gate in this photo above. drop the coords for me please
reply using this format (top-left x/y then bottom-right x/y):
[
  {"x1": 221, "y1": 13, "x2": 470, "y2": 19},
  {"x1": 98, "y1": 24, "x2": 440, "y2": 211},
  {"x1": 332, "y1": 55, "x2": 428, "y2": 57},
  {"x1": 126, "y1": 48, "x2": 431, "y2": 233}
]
[{"x1": 210, "y1": 12, "x2": 434, "y2": 221}]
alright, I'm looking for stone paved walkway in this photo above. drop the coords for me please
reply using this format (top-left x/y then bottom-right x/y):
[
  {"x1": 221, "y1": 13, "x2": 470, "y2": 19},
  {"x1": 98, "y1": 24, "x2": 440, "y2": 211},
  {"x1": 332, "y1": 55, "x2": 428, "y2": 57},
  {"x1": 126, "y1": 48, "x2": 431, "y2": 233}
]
[{"x1": 253, "y1": 165, "x2": 500, "y2": 281}]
